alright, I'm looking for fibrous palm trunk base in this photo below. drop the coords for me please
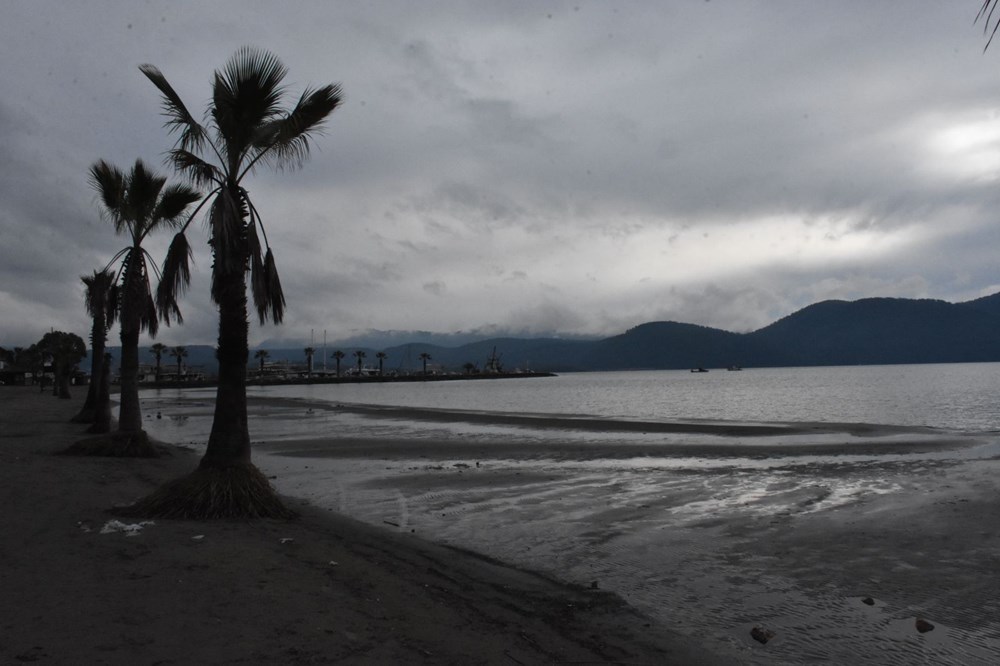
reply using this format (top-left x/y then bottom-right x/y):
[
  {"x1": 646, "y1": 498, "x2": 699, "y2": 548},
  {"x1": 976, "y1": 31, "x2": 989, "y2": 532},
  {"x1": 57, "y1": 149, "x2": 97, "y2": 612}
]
[
  {"x1": 112, "y1": 463, "x2": 297, "y2": 520},
  {"x1": 62, "y1": 430, "x2": 161, "y2": 458}
]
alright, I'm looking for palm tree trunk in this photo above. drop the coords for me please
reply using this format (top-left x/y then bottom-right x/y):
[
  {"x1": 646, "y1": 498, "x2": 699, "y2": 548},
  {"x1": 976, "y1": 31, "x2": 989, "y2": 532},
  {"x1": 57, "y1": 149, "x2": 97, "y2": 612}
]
[
  {"x1": 72, "y1": 326, "x2": 105, "y2": 423},
  {"x1": 118, "y1": 324, "x2": 143, "y2": 432},
  {"x1": 202, "y1": 266, "x2": 251, "y2": 468},
  {"x1": 89, "y1": 354, "x2": 113, "y2": 434}
]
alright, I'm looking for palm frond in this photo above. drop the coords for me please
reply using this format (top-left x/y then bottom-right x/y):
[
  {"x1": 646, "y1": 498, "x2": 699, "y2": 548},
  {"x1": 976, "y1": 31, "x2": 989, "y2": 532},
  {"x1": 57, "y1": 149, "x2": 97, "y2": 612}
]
[
  {"x1": 89, "y1": 160, "x2": 128, "y2": 233},
  {"x1": 81, "y1": 273, "x2": 99, "y2": 319},
  {"x1": 103, "y1": 247, "x2": 130, "y2": 275},
  {"x1": 246, "y1": 84, "x2": 343, "y2": 176},
  {"x1": 142, "y1": 292, "x2": 160, "y2": 338},
  {"x1": 126, "y1": 160, "x2": 167, "y2": 232},
  {"x1": 157, "y1": 232, "x2": 193, "y2": 325},
  {"x1": 108, "y1": 283, "x2": 120, "y2": 327},
  {"x1": 251, "y1": 247, "x2": 286, "y2": 325},
  {"x1": 979, "y1": 1, "x2": 1000, "y2": 50},
  {"x1": 169, "y1": 149, "x2": 222, "y2": 187},
  {"x1": 139, "y1": 63, "x2": 208, "y2": 152},
  {"x1": 247, "y1": 219, "x2": 267, "y2": 317},
  {"x1": 212, "y1": 47, "x2": 288, "y2": 161},
  {"x1": 152, "y1": 182, "x2": 202, "y2": 226},
  {"x1": 82, "y1": 269, "x2": 117, "y2": 328}
]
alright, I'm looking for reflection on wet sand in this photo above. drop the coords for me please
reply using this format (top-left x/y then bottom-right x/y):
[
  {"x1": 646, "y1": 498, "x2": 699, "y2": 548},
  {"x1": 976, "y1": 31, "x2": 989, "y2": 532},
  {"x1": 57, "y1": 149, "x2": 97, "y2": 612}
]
[{"x1": 146, "y1": 394, "x2": 1000, "y2": 664}]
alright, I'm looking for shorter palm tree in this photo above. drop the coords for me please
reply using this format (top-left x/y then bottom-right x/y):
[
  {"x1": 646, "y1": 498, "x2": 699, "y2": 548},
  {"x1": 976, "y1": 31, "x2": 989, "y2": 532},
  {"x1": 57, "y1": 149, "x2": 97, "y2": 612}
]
[
  {"x1": 171, "y1": 346, "x2": 188, "y2": 379},
  {"x1": 88, "y1": 157, "x2": 199, "y2": 454},
  {"x1": 419, "y1": 352, "x2": 432, "y2": 376},
  {"x1": 254, "y1": 349, "x2": 270, "y2": 377},
  {"x1": 375, "y1": 351, "x2": 388, "y2": 376},
  {"x1": 150, "y1": 343, "x2": 168, "y2": 382},
  {"x1": 462, "y1": 362, "x2": 476, "y2": 375},
  {"x1": 72, "y1": 269, "x2": 117, "y2": 424},
  {"x1": 332, "y1": 350, "x2": 345, "y2": 377},
  {"x1": 353, "y1": 350, "x2": 367, "y2": 375}
]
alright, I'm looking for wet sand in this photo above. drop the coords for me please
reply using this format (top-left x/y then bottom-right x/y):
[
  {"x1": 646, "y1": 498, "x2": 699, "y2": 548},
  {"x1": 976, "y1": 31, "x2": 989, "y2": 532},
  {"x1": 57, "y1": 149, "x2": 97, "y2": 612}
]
[
  {"x1": 0, "y1": 387, "x2": 720, "y2": 664},
  {"x1": 241, "y1": 400, "x2": 1000, "y2": 665}
]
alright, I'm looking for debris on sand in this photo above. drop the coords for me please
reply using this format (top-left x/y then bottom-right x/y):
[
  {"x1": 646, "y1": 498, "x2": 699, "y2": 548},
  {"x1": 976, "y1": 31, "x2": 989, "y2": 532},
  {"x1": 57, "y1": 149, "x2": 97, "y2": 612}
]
[
  {"x1": 751, "y1": 626, "x2": 775, "y2": 644},
  {"x1": 100, "y1": 519, "x2": 154, "y2": 536}
]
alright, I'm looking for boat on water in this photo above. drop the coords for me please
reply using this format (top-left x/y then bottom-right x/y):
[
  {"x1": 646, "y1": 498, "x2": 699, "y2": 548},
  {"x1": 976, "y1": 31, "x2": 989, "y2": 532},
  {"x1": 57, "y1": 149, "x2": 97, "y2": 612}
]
[
  {"x1": 727, "y1": 365, "x2": 742, "y2": 371},
  {"x1": 690, "y1": 367, "x2": 709, "y2": 373}
]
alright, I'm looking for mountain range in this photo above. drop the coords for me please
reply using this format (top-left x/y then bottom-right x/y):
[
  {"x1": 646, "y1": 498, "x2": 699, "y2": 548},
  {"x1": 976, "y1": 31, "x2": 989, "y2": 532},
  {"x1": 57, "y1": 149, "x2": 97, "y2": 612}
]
[{"x1": 121, "y1": 292, "x2": 1000, "y2": 375}]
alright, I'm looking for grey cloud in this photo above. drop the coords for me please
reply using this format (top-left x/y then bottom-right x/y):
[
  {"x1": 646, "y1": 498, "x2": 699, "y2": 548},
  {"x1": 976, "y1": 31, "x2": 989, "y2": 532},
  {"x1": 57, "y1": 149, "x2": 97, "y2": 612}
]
[{"x1": 4, "y1": 1, "x2": 1000, "y2": 347}]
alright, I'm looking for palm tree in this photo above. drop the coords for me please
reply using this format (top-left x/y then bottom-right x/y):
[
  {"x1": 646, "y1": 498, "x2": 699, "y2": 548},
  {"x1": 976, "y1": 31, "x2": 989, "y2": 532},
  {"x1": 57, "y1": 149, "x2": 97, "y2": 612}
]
[
  {"x1": 120, "y1": 48, "x2": 341, "y2": 518},
  {"x1": 89, "y1": 158, "x2": 200, "y2": 454},
  {"x1": 150, "y1": 342, "x2": 168, "y2": 382},
  {"x1": 304, "y1": 346, "x2": 315, "y2": 377},
  {"x1": 253, "y1": 349, "x2": 270, "y2": 377},
  {"x1": 462, "y1": 362, "x2": 476, "y2": 375},
  {"x1": 419, "y1": 352, "x2": 432, "y2": 376},
  {"x1": 71, "y1": 269, "x2": 118, "y2": 425},
  {"x1": 353, "y1": 350, "x2": 367, "y2": 375},
  {"x1": 171, "y1": 345, "x2": 188, "y2": 379},
  {"x1": 375, "y1": 351, "x2": 388, "y2": 376},
  {"x1": 332, "y1": 350, "x2": 345, "y2": 378}
]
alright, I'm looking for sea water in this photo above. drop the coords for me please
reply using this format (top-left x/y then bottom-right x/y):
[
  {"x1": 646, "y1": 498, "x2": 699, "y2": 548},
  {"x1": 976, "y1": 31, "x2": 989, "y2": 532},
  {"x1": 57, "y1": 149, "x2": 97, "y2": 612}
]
[
  {"x1": 145, "y1": 363, "x2": 1000, "y2": 442},
  {"x1": 141, "y1": 364, "x2": 1000, "y2": 664}
]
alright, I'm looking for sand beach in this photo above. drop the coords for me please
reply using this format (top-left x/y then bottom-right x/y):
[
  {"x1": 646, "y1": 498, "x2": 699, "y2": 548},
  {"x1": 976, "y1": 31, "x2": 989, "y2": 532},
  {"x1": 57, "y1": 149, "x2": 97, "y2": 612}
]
[
  {"x1": 0, "y1": 387, "x2": 719, "y2": 665},
  {"x1": 5, "y1": 384, "x2": 1000, "y2": 664}
]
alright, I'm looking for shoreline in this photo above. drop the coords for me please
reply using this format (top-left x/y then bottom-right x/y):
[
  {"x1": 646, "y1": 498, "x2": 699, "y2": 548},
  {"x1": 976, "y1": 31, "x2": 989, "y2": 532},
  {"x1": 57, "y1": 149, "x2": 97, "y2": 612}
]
[{"x1": 0, "y1": 386, "x2": 722, "y2": 664}]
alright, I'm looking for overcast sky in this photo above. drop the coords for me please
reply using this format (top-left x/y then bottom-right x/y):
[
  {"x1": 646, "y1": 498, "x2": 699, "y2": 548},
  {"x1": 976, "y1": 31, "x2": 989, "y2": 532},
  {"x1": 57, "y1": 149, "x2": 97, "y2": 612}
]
[{"x1": 3, "y1": 1, "x2": 1000, "y2": 348}]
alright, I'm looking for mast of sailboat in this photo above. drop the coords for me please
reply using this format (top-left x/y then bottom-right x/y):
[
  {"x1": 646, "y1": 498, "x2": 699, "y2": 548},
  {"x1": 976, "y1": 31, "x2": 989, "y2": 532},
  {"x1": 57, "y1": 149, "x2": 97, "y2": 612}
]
[{"x1": 323, "y1": 330, "x2": 327, "y2": 371}]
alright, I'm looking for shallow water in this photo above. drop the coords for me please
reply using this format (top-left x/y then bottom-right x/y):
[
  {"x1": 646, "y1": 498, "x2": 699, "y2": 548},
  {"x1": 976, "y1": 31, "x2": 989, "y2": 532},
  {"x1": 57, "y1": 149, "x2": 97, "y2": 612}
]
[{"x1": 141, "y1": 364, "x2": 1000, "y2": 664}]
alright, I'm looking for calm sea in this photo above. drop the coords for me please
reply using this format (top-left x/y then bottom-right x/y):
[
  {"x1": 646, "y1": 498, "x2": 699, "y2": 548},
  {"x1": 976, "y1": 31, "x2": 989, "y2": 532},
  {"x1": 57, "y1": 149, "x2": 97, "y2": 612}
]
[
  {"x1": 145, "y1": 363, "x2": 1000, "y2": 444},
  {"x1": 141, "y1": 363, "x2": 1000, "y2": 665}
]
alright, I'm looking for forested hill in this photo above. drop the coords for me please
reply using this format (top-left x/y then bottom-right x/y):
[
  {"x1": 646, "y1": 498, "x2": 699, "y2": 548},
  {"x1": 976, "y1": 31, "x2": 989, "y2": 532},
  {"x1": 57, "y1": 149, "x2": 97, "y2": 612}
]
[
  {"x1": 379, "y1": 294, "x2": 1000, "y2": 371},
  {"x1": 115, "y1": 293, "x2": 1000, "y2": 374}
]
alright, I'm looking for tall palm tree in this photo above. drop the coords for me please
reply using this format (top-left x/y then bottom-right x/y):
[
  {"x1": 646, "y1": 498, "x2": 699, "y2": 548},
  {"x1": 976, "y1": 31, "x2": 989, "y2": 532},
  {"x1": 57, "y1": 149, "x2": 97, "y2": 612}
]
[
  {"x1": 375, "y1": 351, "x2": 388, "y2": 376},
  {"x1": 332, "y1": 350, "x2": 345, "y2": 378},
  {"x1": 120, "y1": 48, "x2": 340, "y2": 518},
  {"x1": 419, "y1": 351, "x2": 432, "y2": 376},
  {"x1": 171, "y1": 345, "x2": 188, "y2": 378},
  {"x1": 71, "y1": 269, "x2": 118, "y2": 425},
  {"x1": 253, "y1": 349, "x2": 270, "y2": 377},
  {"x1": 353, "y1": 350, "x2": 367, "y2": 375},
  {"x1": 90, "y1": 158, "x2": 199, "y2": 453},
  {"x1": 150, "y1": 342, "x2": 168, "y2": 382},
  {"x1": 304, "y1": 346, "x2": 315, "y2": 377}
]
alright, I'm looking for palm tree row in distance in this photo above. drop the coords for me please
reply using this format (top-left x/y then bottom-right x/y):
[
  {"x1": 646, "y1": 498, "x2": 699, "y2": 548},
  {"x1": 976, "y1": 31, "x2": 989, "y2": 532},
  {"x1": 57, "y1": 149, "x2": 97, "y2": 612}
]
[{"x1": 248, "y1": 347, "x2": 424, "y2": 378}]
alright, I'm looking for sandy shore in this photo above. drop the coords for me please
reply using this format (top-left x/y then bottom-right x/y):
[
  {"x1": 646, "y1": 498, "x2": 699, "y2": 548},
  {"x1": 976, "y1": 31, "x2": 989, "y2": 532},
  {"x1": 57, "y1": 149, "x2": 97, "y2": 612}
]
[{"x1": 0, "y1": 387, "x2": 720, "y2": 665}]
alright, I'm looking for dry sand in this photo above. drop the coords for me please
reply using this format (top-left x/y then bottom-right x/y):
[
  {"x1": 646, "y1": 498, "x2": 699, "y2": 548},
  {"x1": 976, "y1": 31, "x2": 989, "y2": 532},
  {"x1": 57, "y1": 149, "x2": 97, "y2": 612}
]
[{"x1": 0, "y1": 387, "x2": 720, "y2": 665}]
